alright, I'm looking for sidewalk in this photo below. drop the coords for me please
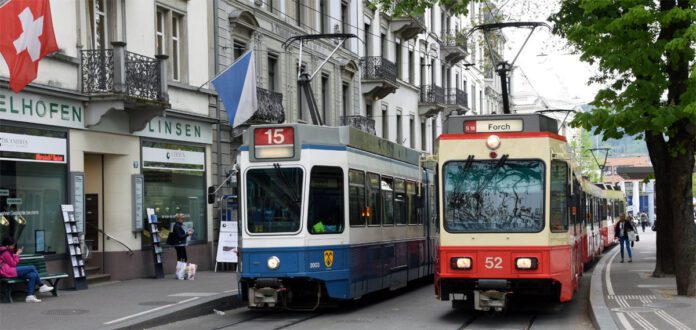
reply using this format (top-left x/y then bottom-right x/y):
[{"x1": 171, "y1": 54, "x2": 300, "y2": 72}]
[
  {"x1": 0, "y1": 271, "x2": 241, "y2": 330},
  {"x1": 590, "y1": 229, "x2": 696, "y2": 330}
]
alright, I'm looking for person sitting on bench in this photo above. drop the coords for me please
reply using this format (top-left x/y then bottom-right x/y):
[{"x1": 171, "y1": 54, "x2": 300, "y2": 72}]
[{"x1": 0, "y1": 237, "x2": 53, "y2": 303}]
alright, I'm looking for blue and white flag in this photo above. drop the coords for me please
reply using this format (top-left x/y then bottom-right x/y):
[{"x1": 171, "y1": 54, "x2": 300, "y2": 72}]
[{"x1": 212, "y1": 50, "x2": 257, "y2": 128}]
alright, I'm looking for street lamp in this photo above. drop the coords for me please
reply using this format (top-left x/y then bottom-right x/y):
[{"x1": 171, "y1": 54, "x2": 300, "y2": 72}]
[{"x1": 589, "y1": 147, "x2": 610, "y2": 182}]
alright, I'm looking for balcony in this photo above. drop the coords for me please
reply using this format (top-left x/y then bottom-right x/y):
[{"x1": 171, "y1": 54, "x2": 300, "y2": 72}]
[
  {"x1": 248, "y1": 87, "x2": 285, "y2": 124},
  {"x1": 445, "y1": 88, "x2": 469, "y2": 114},
  {"x1": 360, "y1": 56, "x2": 398, "y2": 100},
  {"x1": 418, "y1": 85, "x2": 445, "y2": 117},
  {"x1": 391, "y1": 15, "x2": 425, "y2": 40},
  {"x1": 81, "y1": 42, "x2": 169, "y2": 132},
  {"x1": 341, "y1": 115, "x2": 376, "y2": 135},
  {"x1": 439, "y1": 30, "x2": 468, "y2": 65}
]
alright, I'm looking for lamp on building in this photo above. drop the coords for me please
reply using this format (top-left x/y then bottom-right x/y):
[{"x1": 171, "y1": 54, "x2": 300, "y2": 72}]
[
  {"x1": 12, "y1": 215, "x2": 26, "y2": 241},
  {"x1": 0, "y1": 216, "x2": 9, "y2": 240}
]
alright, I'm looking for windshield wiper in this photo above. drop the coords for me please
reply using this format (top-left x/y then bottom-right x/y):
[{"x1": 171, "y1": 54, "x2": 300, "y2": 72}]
[
  {"x1": 273, "y1": 163, "x2": 301, "y2": 204},
  {"x1": 463, "y1": 155, "x2": 475, "y2": 170},
  {"x1": 495, "y1": 154, "x2": 509, "y2": 169}
]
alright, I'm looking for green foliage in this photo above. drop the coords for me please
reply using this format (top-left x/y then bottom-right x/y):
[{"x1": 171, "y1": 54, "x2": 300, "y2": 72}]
[
  {"x1": 550, "y1": 1, "x2": 696, "y2": 151},
  {"x1": 370, "y1": 0, "x2": 474, "y2": 17},
  {"x1": 570, "y1": 129, "x2": 601, "y2": 182}
]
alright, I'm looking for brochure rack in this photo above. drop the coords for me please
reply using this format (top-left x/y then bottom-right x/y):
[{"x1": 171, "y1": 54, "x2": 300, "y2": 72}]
[
  {"x1": 147, "y1": 208, "x2": 164, "y2": 278},
  {"x1": 61, "y1": 205, "x2": 87, "y2": 290}
]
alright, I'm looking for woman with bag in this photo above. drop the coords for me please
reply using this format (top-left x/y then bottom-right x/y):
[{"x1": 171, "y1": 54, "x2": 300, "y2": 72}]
[
  {"x1": 0, "y1": 237, "x2": 53, "y2": 303},
  {"x1": 171, "y1": 213, "x2": 192, "y2": 262},
  {"x1": 614, "y1": 213, "x2": 635, "y2": 263}
]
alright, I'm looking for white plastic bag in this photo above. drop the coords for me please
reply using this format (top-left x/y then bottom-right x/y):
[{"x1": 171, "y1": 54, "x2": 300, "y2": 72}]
[
  {"x1": 186, "y1": 263, "x2": 197, "y2": 280},
  {"x1": 175, "y1": 261, "x2": 187, "y2": 280},
  {"x1": 628, "y1": 231, "x2": 637, "y2": 242}
]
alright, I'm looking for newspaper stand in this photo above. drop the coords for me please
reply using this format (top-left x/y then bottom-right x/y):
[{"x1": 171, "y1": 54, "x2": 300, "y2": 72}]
[
  {"x1": 147, "y1": 209, "x2": 165, "y2": 278},
  {"x1": 61, "y1": 205, "x2": 87, "y2": 290}
]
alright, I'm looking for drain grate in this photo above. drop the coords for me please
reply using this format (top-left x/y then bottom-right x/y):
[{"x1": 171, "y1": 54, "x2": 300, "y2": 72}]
[
  {"x1": 139, "y1": 301, "x2": 175, "y2": 306},
  {"x1": 42, "y1": 309, "x2": 89, "y2": 316}
]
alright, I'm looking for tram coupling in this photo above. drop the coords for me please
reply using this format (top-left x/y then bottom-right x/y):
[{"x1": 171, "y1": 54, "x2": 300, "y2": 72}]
[
  {"x1": 474, "y1": 290, "x2": 510, "y2": 312},
  {"x1": 248, "y1": 278, "x2": 283, "y2": 308}
]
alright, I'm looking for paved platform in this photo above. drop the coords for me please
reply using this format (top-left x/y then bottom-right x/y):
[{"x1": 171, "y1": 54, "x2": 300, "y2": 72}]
[
  {"x1": 0, "y1": 270, "x2": 240, "y2": 330},
  {"x1": 590, "y1": 230, "x2": 696, "y2": 330}
]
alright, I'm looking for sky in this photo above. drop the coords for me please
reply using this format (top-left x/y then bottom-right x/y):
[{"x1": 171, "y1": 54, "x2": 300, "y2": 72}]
[{"x1": 496, "y1": 0, "x2": 605, "y2": 107}]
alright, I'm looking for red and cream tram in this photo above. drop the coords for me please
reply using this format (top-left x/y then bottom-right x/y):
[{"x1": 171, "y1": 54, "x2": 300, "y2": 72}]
[{"x1": 434, "y1": 114, "x2": 625, "y2": 311}]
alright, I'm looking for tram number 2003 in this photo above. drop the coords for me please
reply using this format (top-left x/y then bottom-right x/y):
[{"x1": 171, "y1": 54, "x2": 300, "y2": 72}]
[
  {"x1": 309, "y1": 262, "x2": 321, "y2": 269},
  {"x1": 484, "y1": 257, "x2": 503, "y2": 269}
]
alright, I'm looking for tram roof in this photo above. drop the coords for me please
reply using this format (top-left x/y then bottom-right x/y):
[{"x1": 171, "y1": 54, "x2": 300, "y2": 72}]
[
  {"x1": 243, "y1": 124, "x2": 423, "y2": 165},
  {"x1": 442, "y1": 113, "x2": 559, "y2": 135}
]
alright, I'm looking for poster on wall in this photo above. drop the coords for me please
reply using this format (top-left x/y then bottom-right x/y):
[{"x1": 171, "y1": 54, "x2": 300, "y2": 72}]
[{"x1": 215, "y1": 221, "x2": 238, "y2": 263}]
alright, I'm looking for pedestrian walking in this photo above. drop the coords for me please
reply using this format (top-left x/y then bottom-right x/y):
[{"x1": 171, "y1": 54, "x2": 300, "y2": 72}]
[
  {"x1": 640, "y1": 212, "x2": 648, "y2": 233},
  {"x1": 170, "y1": 213, "x2": 193, "y2": 262},
  {"x1": 614, "y1": 213, "x2": 635, "y2": 263},
  {"x1": 0, "y1": 237, "x2": 54, "y2": 303}
]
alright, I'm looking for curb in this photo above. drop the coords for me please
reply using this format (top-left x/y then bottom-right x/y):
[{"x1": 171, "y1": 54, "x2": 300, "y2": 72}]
[
  {"x1": 113, "y1": 293, "x2": 245, "y2": 330},
  {"x1": 589, "y1": 246, "x2": 619, "y2": 330}
]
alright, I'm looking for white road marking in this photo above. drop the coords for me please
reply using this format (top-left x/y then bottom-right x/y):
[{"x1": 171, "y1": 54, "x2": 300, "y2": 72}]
[
  {"x1": 223, "y1": 289, "x2": 239, "y2": 293},
  {"x1": 605, "y1": 247, "x2": 619, "y2": 296},
  {"x1": 169, "y1": 292, "x2": 219, "y2": 297},
  {"x1": 655, "y1": 310, "x2": 692, "y2": 330},
  {"x1": 103, "y1": 297, "x2": 200, "y2": 325},
  {"x1": 616, "y1": 313, "x2": 635, "y2": 330}
]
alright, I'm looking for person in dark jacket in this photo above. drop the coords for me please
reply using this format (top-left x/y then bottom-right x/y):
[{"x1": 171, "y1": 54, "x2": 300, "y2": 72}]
[
  {"x1": 0, "y1": 237, "x2": 53, "y2": 302},
  {"x1": 171, "y1": 214, "x2": 192, "y2": 262},
  {"x1": 614, "y1": 213, "x2": 635, "y2": 263}
]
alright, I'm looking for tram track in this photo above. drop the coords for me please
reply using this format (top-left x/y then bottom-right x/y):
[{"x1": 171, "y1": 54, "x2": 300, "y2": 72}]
[
  {"x1": 458, "y1": 312, "x2": 538, "y2": 329},
  {"x1": 211, "y1": 311, "x2": 323, "y2": 330}
]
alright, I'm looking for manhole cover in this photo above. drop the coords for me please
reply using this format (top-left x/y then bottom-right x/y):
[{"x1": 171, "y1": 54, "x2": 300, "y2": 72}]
[
  {"x1": 610, "y1": 307, "x2": 658, "y2": 313},
  {"x1": 139, "y1": 301, "x2": 175, "y2": 306},
  {"x1": 646, "y1": 302, "x2": 692, "y2": 309},
  {"x1": 42, "y1": 309, "x2": 89, "y2": 316}
]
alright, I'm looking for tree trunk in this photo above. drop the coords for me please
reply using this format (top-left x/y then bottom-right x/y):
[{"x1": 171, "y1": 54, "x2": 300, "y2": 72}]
[{"x1": 645, "y1": 133, "x2": 676, "y2": 277}]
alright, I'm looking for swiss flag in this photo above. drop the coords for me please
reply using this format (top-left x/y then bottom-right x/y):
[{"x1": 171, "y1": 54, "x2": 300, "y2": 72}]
[{"x1": 0, "y1": 0, "x2": 58, "y2": 92}]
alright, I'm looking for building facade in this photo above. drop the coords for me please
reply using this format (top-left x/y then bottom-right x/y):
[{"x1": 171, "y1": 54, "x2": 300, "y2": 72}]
[{"x1": 0, "y1": 0, "x2": 217, "y2": 284}]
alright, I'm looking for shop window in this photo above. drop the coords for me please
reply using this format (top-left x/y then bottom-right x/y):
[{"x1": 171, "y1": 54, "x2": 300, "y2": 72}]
[
  {"x1": 0, "y1": 125, "x2": 67, "y2": 255},
  {"x1": 142, "y1": 141, "x2": 206, "y2": 245},
  {"x1": 308, "y1": 167, "x2": 344, "y2": 234}
]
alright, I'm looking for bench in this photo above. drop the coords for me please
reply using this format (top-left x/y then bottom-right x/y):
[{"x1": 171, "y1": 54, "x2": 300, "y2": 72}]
[{"x1": 1, "y1": 255, "x2": 69, "y2": 303}]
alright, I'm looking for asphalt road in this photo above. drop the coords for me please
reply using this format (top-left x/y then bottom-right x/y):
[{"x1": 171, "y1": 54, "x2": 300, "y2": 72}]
[{"x1": 151, "y1": 268, "x2": 596, "y2": 330}]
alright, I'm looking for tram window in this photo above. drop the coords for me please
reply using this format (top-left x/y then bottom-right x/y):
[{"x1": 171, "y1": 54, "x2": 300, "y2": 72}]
[
  {"x1": 407, "y1": 181, "x2": 418, "y2": 224},
  {"x1": 382, "y1": 177, "x2": 394, "y2": 226},
  {"x1": 349, "y1": 170, "x2": 367, "y2": 227},
  {"x1": 395, "y1": 179, "x2": 407, "y2": 225},
  {"x1": 442, "y1": 159, "x2": 545, "y2": 233},
  {"x1": 308, "y1": 166, "x2": 345, "y2": 234},
  {"x1": 550, "y1": 160, "x2": 569, "y2": 232},
  {"x1": 246, "y1": 167, "x2": 303, "y2": 234},
  {"x1": 367, "y1": 172, "x2": 381, "y2": 226}
]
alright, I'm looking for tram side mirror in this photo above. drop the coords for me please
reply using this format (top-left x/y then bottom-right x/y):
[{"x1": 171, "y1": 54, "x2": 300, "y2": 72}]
[{"x1": 208, "y1": 186, "x2": 216, "y2": 204}]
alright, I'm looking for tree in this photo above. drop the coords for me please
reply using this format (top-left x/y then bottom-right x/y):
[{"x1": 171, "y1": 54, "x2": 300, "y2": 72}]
[
  {"x1": 550, "y1": 1, "x2": 696, "y2": 296},
  {"x1": 570, "y1": 129, "x2": 601, "y2": 182}
]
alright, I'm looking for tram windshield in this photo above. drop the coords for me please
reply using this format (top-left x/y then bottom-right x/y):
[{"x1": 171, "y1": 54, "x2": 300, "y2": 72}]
[
  {"x1": 443, "y1": 159, "x2": 545, "y2": 233},
  {"x1": 246, "y1": 167, "x2": 303, "y2": 233}
]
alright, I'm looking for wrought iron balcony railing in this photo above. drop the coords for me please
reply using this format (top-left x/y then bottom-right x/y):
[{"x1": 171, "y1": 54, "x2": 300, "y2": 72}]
[
  {"x1": 360, "y1": 56, "x2": 397, "y2": 84},
  {"x1": 249, "y1": 87, "x2": 285, "y2": 123},
  {"x1": 439, "y1": 30, "x2": 467, "y2": 50},
  {"x1": 420, "y1": 85, "x2": 445, "y2": 104},
  {"x1": 446, "y1": 88, "x2": 468, "y2": 108},
  {"x1": 81, "y1": 44, "x2": 166, "y2": 102},
  {"x1": 341, "y1": 115, "x2": 376, "y2": 135}
]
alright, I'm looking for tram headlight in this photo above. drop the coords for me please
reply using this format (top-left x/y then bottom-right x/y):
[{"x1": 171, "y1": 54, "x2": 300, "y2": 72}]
[
  {"x1": 486, "y1": 135, "x2": 501, "y2": 150},
  {"x1": 267, "y1": 256, "x2": 280, "y2": 270},
  {"x1": 450, "y1": 257, "x2": 472, "y2": 270},
  {"x1": 515, "y1": 257, "x2": 538, "y2": 270}
]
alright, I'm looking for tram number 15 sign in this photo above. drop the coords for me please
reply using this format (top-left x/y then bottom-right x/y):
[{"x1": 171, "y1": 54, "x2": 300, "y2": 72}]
[{"x1": 253, "y1": 127, "x2": 295, "y2": 159}]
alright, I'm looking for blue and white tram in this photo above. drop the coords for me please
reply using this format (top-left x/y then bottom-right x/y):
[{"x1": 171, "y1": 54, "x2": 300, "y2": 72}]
[{"x1": 238, "y1": 124, "x2": 437, "y2": 309}]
